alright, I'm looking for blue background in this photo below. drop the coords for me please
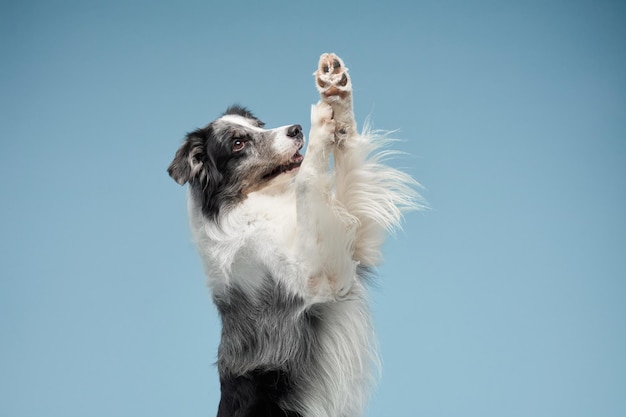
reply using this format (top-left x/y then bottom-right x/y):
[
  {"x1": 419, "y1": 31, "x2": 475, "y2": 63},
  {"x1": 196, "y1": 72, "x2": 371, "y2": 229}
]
[{"x1": 2, "y1": 1, "x2": 625, "y2": 416}]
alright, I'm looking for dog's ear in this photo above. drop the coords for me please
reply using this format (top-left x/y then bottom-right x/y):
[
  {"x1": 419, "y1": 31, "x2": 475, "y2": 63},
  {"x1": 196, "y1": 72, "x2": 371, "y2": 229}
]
[{"x1": 167, "y1": 134, "x2": 205, "y2": 185}]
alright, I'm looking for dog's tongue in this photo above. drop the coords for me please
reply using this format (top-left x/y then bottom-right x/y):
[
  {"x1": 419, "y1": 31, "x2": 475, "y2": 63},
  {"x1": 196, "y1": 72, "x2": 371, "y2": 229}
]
[{"x1": 292, "y1": 152, "x2": 304, "y2": 163}]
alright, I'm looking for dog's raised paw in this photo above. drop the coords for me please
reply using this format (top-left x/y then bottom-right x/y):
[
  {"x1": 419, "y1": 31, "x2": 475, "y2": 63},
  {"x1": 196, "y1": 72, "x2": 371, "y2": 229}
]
[{"x1": 315, "y1": 53, "x2": 352, "y2": 102}]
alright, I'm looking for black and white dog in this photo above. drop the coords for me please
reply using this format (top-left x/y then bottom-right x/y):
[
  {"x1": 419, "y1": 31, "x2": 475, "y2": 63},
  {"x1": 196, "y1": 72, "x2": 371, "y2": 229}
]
[{"x1": 168, "y1": 53, "x2": 419, "y2": 417}]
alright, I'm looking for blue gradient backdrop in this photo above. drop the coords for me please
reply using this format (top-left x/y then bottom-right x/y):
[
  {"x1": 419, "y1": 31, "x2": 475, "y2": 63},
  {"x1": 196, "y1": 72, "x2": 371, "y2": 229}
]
[{"x1": 2, "y1": 1, "x2": 625, "y2": 416}]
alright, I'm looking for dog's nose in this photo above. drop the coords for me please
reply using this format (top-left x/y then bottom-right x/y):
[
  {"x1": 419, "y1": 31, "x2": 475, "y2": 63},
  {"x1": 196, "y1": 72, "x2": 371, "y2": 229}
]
[{"x1": 286, "y1": 124, "x2": 302, "y2": 138}]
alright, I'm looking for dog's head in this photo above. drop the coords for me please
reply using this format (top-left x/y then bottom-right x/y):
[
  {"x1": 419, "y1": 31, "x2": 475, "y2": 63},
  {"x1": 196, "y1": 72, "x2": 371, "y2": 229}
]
[{"x1": 168, "y1": 105, "x2": 304, "y2": 219}]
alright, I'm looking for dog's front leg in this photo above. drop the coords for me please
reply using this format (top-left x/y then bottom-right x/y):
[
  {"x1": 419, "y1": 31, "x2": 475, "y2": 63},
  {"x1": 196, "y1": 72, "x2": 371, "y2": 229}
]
[
  {"x1": 314, "y1": 53, "x2": 417, "y2": 267},
  {"x1": 295, "y1": 101, "x2": 358, "y2": 303}
]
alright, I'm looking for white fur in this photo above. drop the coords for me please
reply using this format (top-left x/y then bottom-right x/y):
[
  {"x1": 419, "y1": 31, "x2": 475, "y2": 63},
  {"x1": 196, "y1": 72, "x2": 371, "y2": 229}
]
[{"x1": 185, "y1": 53, "x2": 422, "y2": 416}]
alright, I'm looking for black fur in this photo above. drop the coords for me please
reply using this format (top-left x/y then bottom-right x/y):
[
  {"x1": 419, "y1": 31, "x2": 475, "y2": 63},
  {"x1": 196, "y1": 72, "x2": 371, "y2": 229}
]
[
  {"x1": 217, "y1": 370, "x2": 303, "y2": 417},
  {"x1": 167, "y1": 125, "x2": 243, "y2": 220},
  {"x1": 167, "y1": 107, "x2": 262, "y2": 220},
  {"x1": 213, "y1": 281, "x2": 322, "y2": 416},
  {"x1": 167, "y1": 105, "x2": 302, "y2": 221}
]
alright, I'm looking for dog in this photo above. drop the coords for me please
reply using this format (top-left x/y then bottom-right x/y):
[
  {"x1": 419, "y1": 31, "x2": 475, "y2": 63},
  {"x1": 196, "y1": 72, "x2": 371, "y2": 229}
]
[{"x1": 168, "y1": 53, "x2": 420, "y2": 417}]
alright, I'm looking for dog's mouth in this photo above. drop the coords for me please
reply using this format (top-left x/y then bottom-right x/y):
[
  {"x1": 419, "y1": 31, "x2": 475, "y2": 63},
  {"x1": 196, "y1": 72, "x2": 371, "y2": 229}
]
[{"x1": 262, "y1": 151, "x2": 304, "y2": 181}]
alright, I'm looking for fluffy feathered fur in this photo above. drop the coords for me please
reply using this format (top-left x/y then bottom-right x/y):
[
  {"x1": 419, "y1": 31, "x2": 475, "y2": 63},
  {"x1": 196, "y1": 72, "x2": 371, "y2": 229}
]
[{"x1": 168, "y1": 53, "x2": 421, "y2": 417}]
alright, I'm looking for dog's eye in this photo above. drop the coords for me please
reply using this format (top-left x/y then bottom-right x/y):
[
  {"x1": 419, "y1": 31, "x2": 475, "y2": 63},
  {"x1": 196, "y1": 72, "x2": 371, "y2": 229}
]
[{"x1": 232, "y1": 140, "x2": 246, "y2": 152}]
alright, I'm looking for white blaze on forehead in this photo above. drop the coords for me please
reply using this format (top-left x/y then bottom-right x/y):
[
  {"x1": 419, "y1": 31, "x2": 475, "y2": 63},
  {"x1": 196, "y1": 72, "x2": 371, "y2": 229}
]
[
  {"x1": 218, "y1": 114, "x2": 265, "y2": 132},
  {"x1": 218, "y1": 115, "x2": 296, "y2": 134}
]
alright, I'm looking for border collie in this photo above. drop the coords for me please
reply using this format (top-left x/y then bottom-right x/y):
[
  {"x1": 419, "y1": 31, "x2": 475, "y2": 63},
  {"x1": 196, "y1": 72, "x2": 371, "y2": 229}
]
[{"x1": 168, "y1": 53, "x2": 420, "y2": 417}]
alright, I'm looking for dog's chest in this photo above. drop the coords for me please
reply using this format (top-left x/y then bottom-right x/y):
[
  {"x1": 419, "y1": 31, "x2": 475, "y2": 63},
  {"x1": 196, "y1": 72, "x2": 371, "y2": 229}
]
[{"x1": 194, "y1": 191, "x2": 299, "y2": 292}]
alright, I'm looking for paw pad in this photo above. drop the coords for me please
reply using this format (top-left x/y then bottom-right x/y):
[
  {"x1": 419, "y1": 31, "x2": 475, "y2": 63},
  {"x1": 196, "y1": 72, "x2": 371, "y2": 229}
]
[
  {"x1": 315, "y1": 53, "x2": 351, "y2": 99},
  {"x1": 322, "y1": 58, "x2": 342, "y2": 74}
]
